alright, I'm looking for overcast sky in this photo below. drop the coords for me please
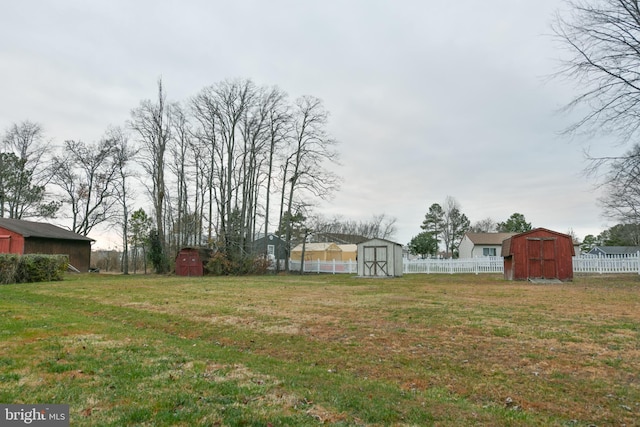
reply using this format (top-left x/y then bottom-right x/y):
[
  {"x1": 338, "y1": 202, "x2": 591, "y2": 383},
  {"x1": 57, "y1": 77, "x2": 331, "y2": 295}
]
[{"x1": 1, "y1": 1, "x2": 619, "y2": 248}]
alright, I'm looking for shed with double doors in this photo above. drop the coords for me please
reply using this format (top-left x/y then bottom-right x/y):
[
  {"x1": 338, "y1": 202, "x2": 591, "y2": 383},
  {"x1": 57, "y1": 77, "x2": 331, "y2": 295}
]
[
  {"x1": 175, "y1": 247, "x2": 213, "y2": 277},
  {"x1": 501, "y1": 228, "x2": 575, "y2": 281},
  {"x1": 357, "y1": 238, "x2": 403, "y2": 277}
]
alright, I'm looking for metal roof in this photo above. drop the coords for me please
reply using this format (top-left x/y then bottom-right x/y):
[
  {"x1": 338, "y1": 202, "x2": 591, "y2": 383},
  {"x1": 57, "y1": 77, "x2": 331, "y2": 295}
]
[{"x1": 0, "y1": 218, "x2": 94, "y2": 242}]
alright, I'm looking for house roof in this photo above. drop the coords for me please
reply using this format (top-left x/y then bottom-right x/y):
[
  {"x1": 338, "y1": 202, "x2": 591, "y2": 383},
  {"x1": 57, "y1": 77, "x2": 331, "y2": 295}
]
[
  {"x1": 0, "y1": 218, "x2": 94, "y2": 242},
  {"x1": 338, "y1": 244, "x2": 357, "y2": 252},
  {"x1": 464, "y1": 232, "x2": 517, "y2": 245},
  {"x1": 588, "y1": 246, "x2": 640, "y2": 255}
]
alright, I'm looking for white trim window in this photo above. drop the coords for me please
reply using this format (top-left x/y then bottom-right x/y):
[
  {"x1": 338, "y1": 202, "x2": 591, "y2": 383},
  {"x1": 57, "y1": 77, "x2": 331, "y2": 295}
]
[{"x1": 482, "y1": 247, "x2": 497, "y2": 256}]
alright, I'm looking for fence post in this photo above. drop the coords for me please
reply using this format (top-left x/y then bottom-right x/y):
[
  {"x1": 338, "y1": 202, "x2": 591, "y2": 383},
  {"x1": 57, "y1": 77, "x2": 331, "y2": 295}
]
[
  {"x1": 332, "y1": 259, "x2": 336, "y2": 275},
  {"x1": 599, "y1": 253, "x2": 602, "y2": 275}
]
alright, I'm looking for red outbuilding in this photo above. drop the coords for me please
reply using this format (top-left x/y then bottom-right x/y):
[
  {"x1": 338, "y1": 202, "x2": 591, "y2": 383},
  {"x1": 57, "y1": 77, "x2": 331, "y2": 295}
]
[
  {"x1": 0, "y1": 218, "x2": 94, "y2": 272},
  {"x1": 501, "y1": 228, "x2": 575, "y2": 281},
  {"x1": 175, "y1": 247, "x2": 213, "y2": 276}
]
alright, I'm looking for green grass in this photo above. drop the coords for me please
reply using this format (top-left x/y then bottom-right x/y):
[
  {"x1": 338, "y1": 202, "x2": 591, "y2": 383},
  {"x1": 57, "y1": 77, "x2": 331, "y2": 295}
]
[{"x1": 1, "y1": 273, "x2": 640, "y2": 425}]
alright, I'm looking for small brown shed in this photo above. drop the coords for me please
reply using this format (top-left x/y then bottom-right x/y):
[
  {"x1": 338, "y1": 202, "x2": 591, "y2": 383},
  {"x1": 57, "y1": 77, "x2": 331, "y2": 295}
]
[
  {"x1": 175, "y1": 247, "x2": 213, "y2": 277},
  {"x1": 501, "y1": 228, "x2": 575, "y2": 281}
]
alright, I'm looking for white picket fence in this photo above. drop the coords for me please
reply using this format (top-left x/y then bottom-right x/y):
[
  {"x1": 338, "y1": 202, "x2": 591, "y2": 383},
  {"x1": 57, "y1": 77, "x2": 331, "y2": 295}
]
[
  {"x1": 287, "y1": 253, "x2": 640, "y2": 275},
  {"x1": 572, "y1": 253, "x2": 640, "y2": 274},
  {"x1": 403, "y1": 257, "x2": 505, "y2": 274},
  {"x1": 288, "y1": 259, "x2": 358, "y2": 274}
]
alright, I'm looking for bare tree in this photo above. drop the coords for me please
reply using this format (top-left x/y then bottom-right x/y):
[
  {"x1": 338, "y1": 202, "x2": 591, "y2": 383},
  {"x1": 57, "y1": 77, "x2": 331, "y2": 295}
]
[
  {"x1": 312, "y1": 213, "x2": 397, "y2": 240},
  {"x1": 441, "y1": 196, "x2": 470, "y2": 258},
  {"x1": 281, "y1": 96, "x2": 340, "y2": 271},
  {"x1": 1, "y1": 121, "x2": 58, "y2": 218},
  {"x1": 50, "y1": 139, "x2": 118, "y2": 236},
  {"x1": 190, "y1": 85, "x2": 221, "y2": 245},
  {"x1": 554, "y1": 1, "x2": 640, "y2": 152},
  {"x1": 108, "y1": 127, "x2": 138, "y2": 274},
  {"x1": 259, "y1": 88, "x2": 290, "y2": 258},
  {"x1": 470, "y1": 217, "x2": 498, "y2": 233},
  {"x1": 129, "y1": 79, "x2": 172, "y2": 273},
  {"x1": 167, "y1": 102, "x2": 196, "y2": 249},
  {"x1": 598, "y1": 143, "x2": 640, "y2": 223}
]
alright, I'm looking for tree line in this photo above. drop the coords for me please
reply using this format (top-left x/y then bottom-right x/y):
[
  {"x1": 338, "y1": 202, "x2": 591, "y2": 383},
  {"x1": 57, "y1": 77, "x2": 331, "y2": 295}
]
[
  {"x1": 408, "y1": 196, "x2": 532, "y2": 259},
  {"x1": 1, "y1": 78, "x2": 341, "y2": 274}
]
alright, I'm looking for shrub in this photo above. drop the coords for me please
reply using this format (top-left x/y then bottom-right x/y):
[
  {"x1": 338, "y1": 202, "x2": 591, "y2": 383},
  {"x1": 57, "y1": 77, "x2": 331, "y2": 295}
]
[
  {"x1": 205, "y1": 252, "x2": 272, "y2": 275},
  {"x1": 0, "y1": 254, "x2": 68, "y2": 284},
  {"x1": 0, "y1": 254, "x2": 20, "y2": 284},
  {"x1": 250, "y1": 256, "x2": 272, "y2": 275},
  {"x1": 206, "y1": 252, "x2": 234, "y2": 275}
]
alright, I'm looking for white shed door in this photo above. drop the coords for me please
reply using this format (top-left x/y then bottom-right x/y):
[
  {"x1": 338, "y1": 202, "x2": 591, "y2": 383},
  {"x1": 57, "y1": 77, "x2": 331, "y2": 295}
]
[{"x1": 363, "y1": 246, "x2": 388, "y2": 276}]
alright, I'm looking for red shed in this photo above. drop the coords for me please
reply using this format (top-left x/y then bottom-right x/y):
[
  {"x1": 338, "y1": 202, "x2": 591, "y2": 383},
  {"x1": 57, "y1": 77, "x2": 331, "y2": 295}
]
[
  {"x1": 501, "y1": 228, "x2": 575, "y2": 281},
  {"x1": 175, "y1": 247, "x2": 213, "y2": 276},
  {"x1": 0, "y1": 218, "x2": 94, "y2": 272}
]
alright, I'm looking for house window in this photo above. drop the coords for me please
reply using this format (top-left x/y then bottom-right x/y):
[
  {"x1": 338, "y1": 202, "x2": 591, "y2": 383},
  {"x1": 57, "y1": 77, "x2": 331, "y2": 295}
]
[
  {"x1": 483, "y1": 247, "x2": 496, "y2": 256},
  {"x1": 267, "y1": 245, "x2": 275, "y2": 256}
]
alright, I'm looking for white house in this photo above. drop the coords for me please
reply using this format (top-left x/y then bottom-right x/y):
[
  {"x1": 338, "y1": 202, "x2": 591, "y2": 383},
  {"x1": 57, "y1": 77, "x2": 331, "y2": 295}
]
[{"x1": 458, "y1": 232, "x2": 516, "y2": 259}]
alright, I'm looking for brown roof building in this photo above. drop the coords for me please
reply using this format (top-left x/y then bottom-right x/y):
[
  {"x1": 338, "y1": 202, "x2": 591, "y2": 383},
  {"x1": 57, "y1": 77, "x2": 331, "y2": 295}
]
[{"x1": 0, "y1": 218, "x2": 94, "y2": 272}]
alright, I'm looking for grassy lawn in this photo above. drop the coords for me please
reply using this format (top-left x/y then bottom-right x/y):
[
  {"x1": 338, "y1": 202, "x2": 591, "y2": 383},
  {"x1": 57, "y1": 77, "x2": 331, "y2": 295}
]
[{"x1": 1, "y1": 273, "x2": 639, "y2": 426}]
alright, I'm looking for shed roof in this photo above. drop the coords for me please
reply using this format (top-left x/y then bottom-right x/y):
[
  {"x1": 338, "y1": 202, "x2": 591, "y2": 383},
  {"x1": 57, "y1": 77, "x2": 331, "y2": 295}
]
[
  {"x1": 501, "y1": 228, "x2": 574, "y2": 257},
  {"x1": 0, "y1": 218, "x2": 94, "y2": 242},
  {"x1": 358, "y1": 238, "x2": 403, "y2": 247},
  {"x1": 465, "y1": 232, "x2": 517, "y2": 245}
]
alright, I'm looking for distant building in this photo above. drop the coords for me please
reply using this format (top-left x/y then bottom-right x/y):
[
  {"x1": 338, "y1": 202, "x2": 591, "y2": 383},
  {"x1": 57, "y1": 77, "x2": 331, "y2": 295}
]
[
  {"x1": 587, "y1": 246, "x2": 640, "y2": 257},
  {"x1": 458, "y1": 232, "x2": 517, "y2": 259},
  {"x1": 0, "y1": 218, "x2": 94, "y2": 272},
  {"x1": 250, "y1": 233, "x2": 288, "y2": 260},
  {"x1": 338, "y1": 244, "x2": 357, "y2": 262},
  {"x1": 291, "y1": 242, "x2": 342, "y2": 261}
]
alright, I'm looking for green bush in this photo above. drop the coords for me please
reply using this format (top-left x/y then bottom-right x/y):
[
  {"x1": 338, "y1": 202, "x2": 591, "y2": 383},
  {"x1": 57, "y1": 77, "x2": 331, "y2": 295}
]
[
  {"x1": 0, "y1": 254, "x2": 68, "y2": 284},
  {"x1": 0, "y1": 254, "x2": 20, "y2": 284}
]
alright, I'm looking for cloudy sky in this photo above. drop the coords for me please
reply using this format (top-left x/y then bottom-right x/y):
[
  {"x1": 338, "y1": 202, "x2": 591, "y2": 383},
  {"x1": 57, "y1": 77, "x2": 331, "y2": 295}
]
[{"x1": 1, "y1": 1, "x2": 619, "y2": 248}]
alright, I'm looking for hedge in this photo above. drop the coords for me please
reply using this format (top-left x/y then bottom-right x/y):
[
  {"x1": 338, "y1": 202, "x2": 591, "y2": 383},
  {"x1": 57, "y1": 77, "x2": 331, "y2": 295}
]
[{"x1": 0, "y1": 254, "x2": 68, "y2": 284}]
